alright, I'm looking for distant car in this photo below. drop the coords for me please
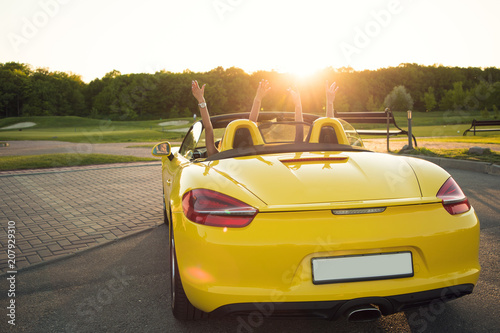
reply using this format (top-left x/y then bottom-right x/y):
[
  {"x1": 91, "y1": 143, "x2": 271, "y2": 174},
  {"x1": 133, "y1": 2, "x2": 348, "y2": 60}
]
[{"x1": 152, "y1": 112, "x2": 480, "y2": 322}]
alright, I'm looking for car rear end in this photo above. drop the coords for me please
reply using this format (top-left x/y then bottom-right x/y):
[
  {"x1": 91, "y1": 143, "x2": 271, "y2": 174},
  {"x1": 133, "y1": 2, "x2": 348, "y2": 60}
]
[{"x1": 172, "y1": 153, "x2": 480, "y2": 318}]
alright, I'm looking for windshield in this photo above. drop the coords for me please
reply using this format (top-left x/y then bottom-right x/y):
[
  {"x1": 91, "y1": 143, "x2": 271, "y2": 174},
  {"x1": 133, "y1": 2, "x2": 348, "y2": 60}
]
[
  {"x1": 179, "y1": 121, "x2": 203, "y2": 158},
  {"x1": 338, "y1": 119, "x2": 365, "y2": 147}
]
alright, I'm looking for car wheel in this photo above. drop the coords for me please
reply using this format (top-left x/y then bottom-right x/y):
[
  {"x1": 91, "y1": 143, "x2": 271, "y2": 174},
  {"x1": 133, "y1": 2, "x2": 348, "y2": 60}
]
[{"x1": 170, "y1": 229, "x2": 207, "y2": 320}]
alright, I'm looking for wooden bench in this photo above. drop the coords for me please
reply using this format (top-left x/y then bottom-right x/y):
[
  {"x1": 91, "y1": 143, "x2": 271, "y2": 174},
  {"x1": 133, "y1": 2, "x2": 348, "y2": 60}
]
[
  {"x1": 463, "y1": 119, "x2": 500, "y2": 136},
  {"x1": 334, "y1": 108, "x2": 417, "y2": 151}
]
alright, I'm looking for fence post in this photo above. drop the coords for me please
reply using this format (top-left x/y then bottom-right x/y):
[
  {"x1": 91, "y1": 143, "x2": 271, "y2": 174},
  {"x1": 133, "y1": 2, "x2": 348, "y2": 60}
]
[
  {"x1": 385, "y1": 108, "x2": 390, "y2": 152},
  {"x1": 407, "y1": 110, "x2": 413, "y2": 150}
]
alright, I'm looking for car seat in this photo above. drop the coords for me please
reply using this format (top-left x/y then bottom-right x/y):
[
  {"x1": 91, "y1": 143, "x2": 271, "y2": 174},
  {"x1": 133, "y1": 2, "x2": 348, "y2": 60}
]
[
  {"x1": 308, "y1": 117, "x2": 349, "y2": 145},
  {"x1": 219, "y1": 119, "x2": 265, "y2": 151}
]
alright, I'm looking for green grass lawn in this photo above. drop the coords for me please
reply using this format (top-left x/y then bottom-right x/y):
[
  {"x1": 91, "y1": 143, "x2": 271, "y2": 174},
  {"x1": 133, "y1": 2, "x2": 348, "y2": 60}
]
[
  {"x1": 0, "y1": 153, "x2": 158, "y2": 171},
  {"x1": 402, "y1": 148, "x2": 500, "y2": 165},
  {"x1": 391, "y1": 110, "x2": 492, "y2": 126},
  {"x1": 0, "y1": 116, "x2": 192, "y2": 143}
]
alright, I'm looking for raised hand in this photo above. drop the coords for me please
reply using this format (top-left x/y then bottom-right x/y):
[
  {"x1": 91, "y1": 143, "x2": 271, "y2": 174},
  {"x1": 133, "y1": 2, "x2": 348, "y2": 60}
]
[
  {"x1": 191, "y1": 80, "x2": 206, "y2": 103},
  {"x1": 326, "y1": 81, "x2": 339, "y2": 104},
  {"x1": 254, "y1": 79, "x2": 271, "y2": 102}
]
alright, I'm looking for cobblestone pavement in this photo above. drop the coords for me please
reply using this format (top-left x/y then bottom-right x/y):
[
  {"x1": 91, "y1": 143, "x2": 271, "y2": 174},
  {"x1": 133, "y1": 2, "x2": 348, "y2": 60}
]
[{"x1": 0, "y1": 162, "x2": 163, "y2": 274}]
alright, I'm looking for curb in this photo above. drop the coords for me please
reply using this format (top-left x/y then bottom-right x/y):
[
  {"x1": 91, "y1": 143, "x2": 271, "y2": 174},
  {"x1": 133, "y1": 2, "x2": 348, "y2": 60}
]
[{"x1": 404, "y1": 154, "x2": 500, "y2": 176}]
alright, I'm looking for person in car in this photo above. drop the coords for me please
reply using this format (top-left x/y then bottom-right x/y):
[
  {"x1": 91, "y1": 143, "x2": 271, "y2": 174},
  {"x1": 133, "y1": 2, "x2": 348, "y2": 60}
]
[
  {"x1": 191, "y1": 79, "x2": 338, "y2": 156},
  {"x1": 278, "y1": 81, "x2": 339, "y2": 124},
  {"x1": 191, "y1": 79, "x2": 273, "y2": 156}
]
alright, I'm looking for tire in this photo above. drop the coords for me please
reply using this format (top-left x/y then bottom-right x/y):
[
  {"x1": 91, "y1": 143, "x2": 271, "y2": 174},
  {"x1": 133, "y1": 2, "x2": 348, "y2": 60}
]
[
  {"x1": 170, "y1": 227, "x2": 207, "y2": 320},
  {"x1": 163, "y1": 192, "x2": 169, "y2": 226}
]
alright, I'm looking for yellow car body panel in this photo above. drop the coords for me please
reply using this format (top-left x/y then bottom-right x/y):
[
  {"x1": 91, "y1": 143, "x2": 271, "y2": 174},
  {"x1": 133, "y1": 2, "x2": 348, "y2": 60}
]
[{"x1": 155, "y1": 112, "x2": 480, "y2": 318}]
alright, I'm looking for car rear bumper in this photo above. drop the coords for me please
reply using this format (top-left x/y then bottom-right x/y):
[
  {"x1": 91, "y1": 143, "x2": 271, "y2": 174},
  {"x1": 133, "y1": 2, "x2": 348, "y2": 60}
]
[{"x1": 209, "y1": 284, "x2": 475, "y2": 319}]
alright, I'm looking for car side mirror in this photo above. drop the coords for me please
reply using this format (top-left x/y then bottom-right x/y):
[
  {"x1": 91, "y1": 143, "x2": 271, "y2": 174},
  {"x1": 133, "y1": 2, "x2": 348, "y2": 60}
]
[{"x1": 152, "y1": 142, "x2": 173, "y2": 160}]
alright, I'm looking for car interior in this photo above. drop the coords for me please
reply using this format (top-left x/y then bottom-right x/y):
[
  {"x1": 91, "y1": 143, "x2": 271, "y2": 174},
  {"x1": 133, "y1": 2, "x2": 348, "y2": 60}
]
[{"x1": 182, "y1": 113, "x2": 365, "y2": 161}]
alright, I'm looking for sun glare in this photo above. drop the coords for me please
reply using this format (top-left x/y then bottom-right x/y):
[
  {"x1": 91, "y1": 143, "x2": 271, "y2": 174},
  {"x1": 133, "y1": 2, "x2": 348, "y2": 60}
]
[{"x1": 280, "y1": 64, "x2": 323, "y2": 82}]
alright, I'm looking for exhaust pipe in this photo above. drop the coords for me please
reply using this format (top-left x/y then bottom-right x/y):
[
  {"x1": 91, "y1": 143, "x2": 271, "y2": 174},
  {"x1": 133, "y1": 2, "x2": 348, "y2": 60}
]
[{"x1": 346, "y1": 305, "x2": 381, "y2": 322}]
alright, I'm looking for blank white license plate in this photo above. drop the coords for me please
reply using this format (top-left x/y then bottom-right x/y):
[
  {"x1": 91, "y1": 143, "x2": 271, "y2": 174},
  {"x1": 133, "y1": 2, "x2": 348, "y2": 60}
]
[{"x1": 312, "y1": 252, "x2": 413, "y2": 284}]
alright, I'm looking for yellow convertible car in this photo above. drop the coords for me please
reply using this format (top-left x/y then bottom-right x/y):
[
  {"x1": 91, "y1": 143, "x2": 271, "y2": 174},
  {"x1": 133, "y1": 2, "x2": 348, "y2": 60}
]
[{"x1": 152, "y1": 112, "x2": 480, "y2": 322}]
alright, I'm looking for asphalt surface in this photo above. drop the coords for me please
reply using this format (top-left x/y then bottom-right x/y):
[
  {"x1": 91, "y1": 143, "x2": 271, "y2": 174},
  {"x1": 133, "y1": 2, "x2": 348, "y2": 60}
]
[
  {"x1": 0, "y1": 139, "x2": 499, "y2": 332},
  {"x1": 0, "y1": 141, "x2": 157, "y2": 158}
]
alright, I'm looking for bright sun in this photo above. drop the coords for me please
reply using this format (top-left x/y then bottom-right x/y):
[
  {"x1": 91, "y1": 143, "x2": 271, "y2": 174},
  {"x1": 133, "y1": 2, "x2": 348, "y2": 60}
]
[{"x1": 281, "y1": 63, "x2": 322, "y2": 81}]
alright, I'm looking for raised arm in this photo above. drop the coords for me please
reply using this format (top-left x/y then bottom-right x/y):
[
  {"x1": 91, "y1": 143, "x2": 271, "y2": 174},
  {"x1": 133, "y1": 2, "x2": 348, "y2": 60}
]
[
  {"x1": 249, "y1": 79, "x2": 271, "y2": 122},
  {"x1": 287, "y1": 87, "x2": 303, "y2": 122},
  {"x1": 326, "y1": 81, "x2": 339, "y2": 118},
  {"x1": 191, "y1": 80, "x2": 218, "y2": 156},
  {"x1": 288, "y1": 87, "x2": 303, "y2": 142}
]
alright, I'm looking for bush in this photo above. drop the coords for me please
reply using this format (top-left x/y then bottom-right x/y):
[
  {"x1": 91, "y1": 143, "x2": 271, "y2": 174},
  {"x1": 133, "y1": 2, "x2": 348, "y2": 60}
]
[
  {"x1": 480, "y1": 107, "x2": 490, "y2": 119},
  {"x1": 384, "y1": 85, "x2": 414, "y2": 111}
]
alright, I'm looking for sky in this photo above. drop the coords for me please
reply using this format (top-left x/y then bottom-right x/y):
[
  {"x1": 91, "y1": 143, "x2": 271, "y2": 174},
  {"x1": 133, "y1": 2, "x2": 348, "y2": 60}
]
[{"x1": 1, "y1": 0, "x2": 499, "y2": 82}]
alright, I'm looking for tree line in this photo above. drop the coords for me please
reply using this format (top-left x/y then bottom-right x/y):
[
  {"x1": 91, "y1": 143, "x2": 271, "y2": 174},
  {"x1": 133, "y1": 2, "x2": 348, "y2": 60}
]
[{"x1": 1, "y1": 62, "x2": 499, "y2": 120}]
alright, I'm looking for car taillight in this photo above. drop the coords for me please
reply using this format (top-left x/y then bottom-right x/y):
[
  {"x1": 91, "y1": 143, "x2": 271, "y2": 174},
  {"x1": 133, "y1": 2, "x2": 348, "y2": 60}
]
[
  {"x1": 182, "y1": 189, "x2": 258, "y2": 227},
  {"x1": 436, "y1": 177, "x2": 471, "y2": 215}
]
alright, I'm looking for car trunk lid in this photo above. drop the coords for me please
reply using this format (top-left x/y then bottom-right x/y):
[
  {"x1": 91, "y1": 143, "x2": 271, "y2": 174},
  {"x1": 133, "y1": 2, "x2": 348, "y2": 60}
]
[{"x1": 208, "y1": 151, "x2": 422, "y2": 206}]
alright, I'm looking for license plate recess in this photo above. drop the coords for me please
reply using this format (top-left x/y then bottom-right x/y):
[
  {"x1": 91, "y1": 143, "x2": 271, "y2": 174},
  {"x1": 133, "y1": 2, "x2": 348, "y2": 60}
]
[{"x1": 312, "y1": 252, "x2": 413, "y2": 285}]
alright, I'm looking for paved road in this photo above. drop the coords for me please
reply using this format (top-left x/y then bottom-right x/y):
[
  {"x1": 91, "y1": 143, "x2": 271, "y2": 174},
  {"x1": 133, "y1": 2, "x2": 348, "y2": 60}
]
[
  {"x1": 0, "y1": 141, "x2": 158, "y2": 158},
  {"x1": 362, "y1": 138, "x2": 500, "y2": 153},
  {"x1": 0, "y1": 168, "x2": 498, "y2": 332}
]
